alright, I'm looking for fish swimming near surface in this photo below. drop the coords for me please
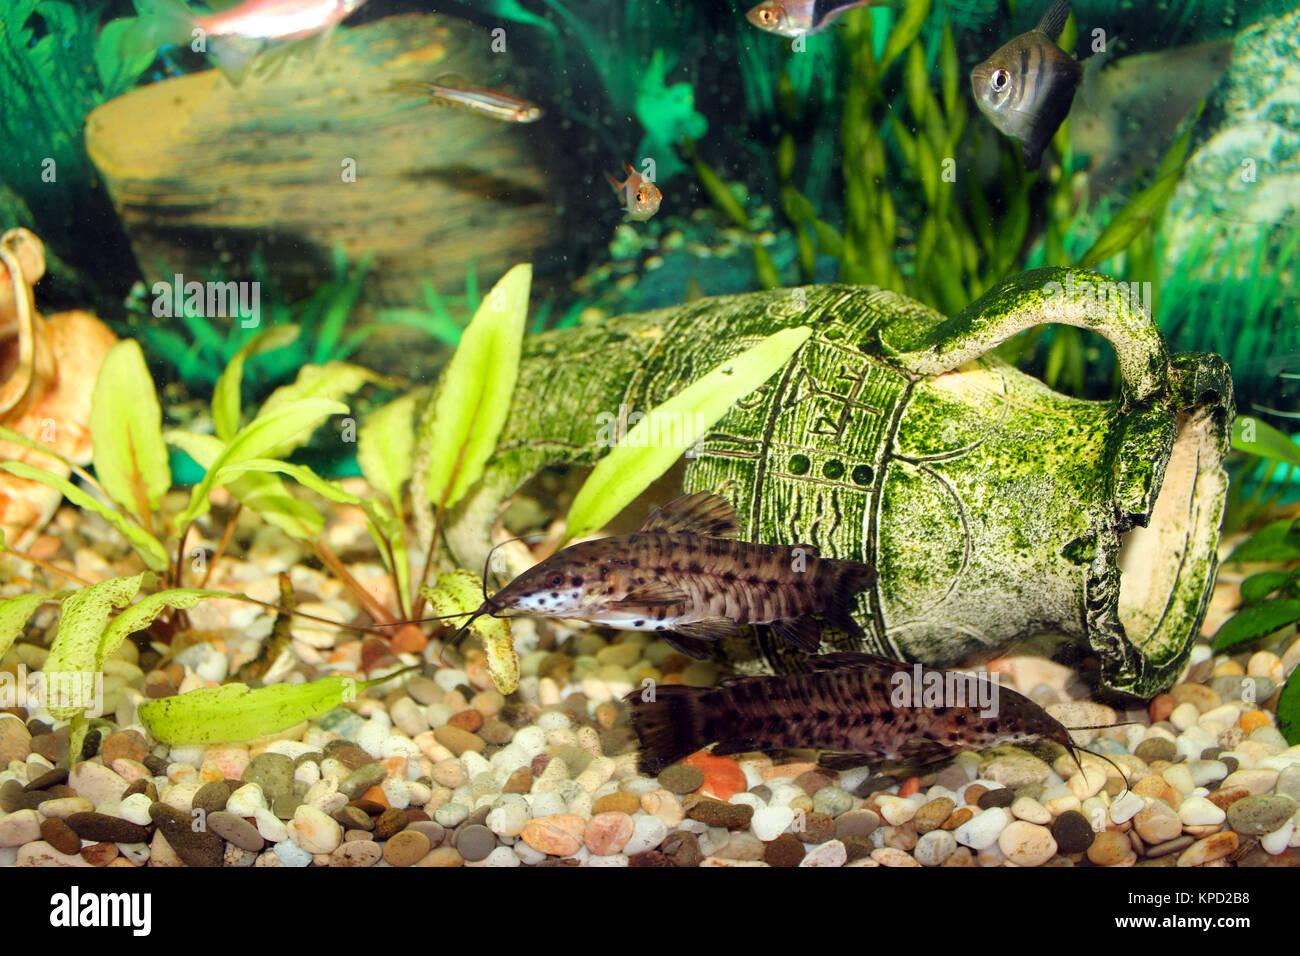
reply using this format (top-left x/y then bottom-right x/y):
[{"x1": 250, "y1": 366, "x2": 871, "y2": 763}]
[
  {"x1": 745, "y1": 0, "x2": 896, "y2": 38},
  {"x1": 626, "y1": 652, "x2": 1127, "y2": 775},
  {"x1": 971, "y1": 0, "x2": 1084, "y2": 170},
  {"x1": 606, "y1": 163, "x2": 663, "y2": 222},
  {"x1": 123, "y1": 0, "x2": 370, "y2": 84},
  {"x1": 451, "y1": 492, "x2": 877, "y2": 660},
  {"x1": 383, "y1": 76, "x2": 544, "y2": 124}
]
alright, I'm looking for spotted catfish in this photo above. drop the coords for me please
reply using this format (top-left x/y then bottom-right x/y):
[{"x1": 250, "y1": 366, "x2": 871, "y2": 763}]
[
  {"x1": 626, "y1": 652, "x2": 1113, "y2": 775},
  {"x1": 461, "y1": 492, "x2": 876, "y2": 659}
]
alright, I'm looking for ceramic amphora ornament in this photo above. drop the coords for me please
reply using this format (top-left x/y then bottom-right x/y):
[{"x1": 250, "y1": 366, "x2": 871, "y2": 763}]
[{"x1": 431, "y1": 267, "x2": 1233, "y2": 698}]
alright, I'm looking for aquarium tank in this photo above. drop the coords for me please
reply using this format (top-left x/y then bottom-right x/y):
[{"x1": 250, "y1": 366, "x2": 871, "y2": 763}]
[{"x1": 1, "y1": 0, "x2": 1299, "y2": 895}]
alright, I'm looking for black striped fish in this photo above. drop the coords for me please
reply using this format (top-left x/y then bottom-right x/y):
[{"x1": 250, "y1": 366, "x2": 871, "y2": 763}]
[
  {"x1": 971, "y1": 0, "x2": 1083, "y2": 170},
  {"x1": 455, "y1": 492, "x2": 876, "y2": 660}
]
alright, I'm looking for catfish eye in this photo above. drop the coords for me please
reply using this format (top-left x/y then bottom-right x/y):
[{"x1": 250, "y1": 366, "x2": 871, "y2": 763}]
[
  {"x1": 549, "y1": 574, "x2": 563, "y2": 587},
  {"x1": 991, "y1": 69, "x2": 1010, "y2": 92}
]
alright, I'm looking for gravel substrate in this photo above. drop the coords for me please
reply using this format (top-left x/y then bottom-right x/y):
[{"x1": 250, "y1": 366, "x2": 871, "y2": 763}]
[{"x1": 1, "y1": 495, "x2": 1297, "y2": 867}]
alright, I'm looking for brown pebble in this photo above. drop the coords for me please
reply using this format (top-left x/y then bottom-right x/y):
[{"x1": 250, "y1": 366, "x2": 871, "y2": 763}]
[
  {"x1": 1087, "y1": 831, "x2": 1132, "y2": 867},
  {"x1": 333, "y1": 805, "x2": 373, "y2": 831},
  {"x1": 662, "y1": 829, "x2": 702, "y2": 867},
  {"x1": 65, "y1": 811, "x2": 150, "y2": 844},
  {"x1": 349, "y1": 798, "x2": 386, "y2": 816},
  {"x1": 942, "y1": 807, "x2": 974, "y2": 831},
  {"x1": 764, "y1": 832, "x2": 806, "y2": 867},
  {"x1": 24, "y1": 768, "x2": 69, "y2": 792},
  {"x1": 149, "y1": 803, "x2": 224, "y2": 867},
  {"x1": 433, "y1": 724, "x2": 485, "y2": 756},
  {"x1": 478, "y1": 718, "x2": 514, "y2": 745},
  {"x1": 40, "y1": 817, "x2": 82, "y2": 856},
  {"x1": 101, "y1": 730, "x2": 148, "y2": 765},
  {"x1": 448, "y1": 709, "x2": 484, "y2": 733},
  {"x1": 685, "y1": 796, "x2": 753, "y2": 829},
  {"x1": 405, "y1": 808, "x2": 430, "y2": 823},
  {"x1": 593, "y1": 792, "x2": 641, "y2": 816},
  {"x1": 373, "y1": 807, "x2": 409, "y2": 840},
  {"x1": 843, "y1": 836, "x2": 874, "y2": 862},
  {"x1": 383, "y1": 829, "x2": 432, "y2": 866},
  {"x1": 795, "y1": 770, "x2": 834, "y2": 796},
  {"x1": 328, "y1": 743, "x2": 374, "y2": 771},
  {"x1": 503, "y1": 767, "x2": 533, "y2": 795},
  {"x1": 914, "y1": 797, "x2": 955, "y2": 833},
  {"x1": 798, "y1": 811, "x2": 836, "y2": 845},
  {"x1": 1208, "y1": 787, "x2": 1250, "y2": 811},
  {"x1": 964, "y1": 784, "x2": 988, "y2": 806},
  {"x1": 629, "y1": 850, "x2": 670, "y2": 867},
  {"x1": 595, "y1": 701, "x2": 619, "y2": 729}
]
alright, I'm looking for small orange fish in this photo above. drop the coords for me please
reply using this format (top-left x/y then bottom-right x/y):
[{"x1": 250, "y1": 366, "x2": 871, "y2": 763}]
[{"x1": 605, "y1": 162, "x2": 662, "y2": 222}]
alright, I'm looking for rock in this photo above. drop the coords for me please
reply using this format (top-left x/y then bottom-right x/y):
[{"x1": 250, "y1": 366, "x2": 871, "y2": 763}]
[
  {"x1": 976, "y1": 787, "x2": 1015, "y2": 810},
  {"x1": 31, "y1": 796, "x2": 92, "y2": 819},
  {"x1": 521, "y1": 814, "x2": 585, "y2": 856},
  {"x1": 811, "y1": 786, "x2": 854, "y2": 818},
  {"x1": 16, "y1": 840, "x2": 93, "y2": 867},
  {"x1": 82, "y1": 842, "x2": 120, "y2": 867},
  {"x1": 1087, "y1": 830, "x2": 1133, "y2": 866},
  {"x1": 593, "y1": 792, "x2": 641, "y2": 816},
  {"x1": 876, "y1": 794, "x2": 919, "y2": 826},
  {"x1": 1220, "y1": 769, "x2": 1279, "y2": 794},
  {"x1": 206, "y1": 810, "x2": 265, "y2": 852},
  {"x1": 331, "y1": 840, "x2": 383, "y2": 867},
  {"x1": 1188, "y1": 759, "x2": 1229, "y2": 788},
  {"x1": 657, "y1": 763, "x2": 705, "y2": 795},
  {"x1": 149, "y1": 803, "x2": 224, "y2": 867},
  {"x1": 751, "y1": 806, "x2": 796, "y2": 842},
  {"x1": 0, "y1": 809, "x2": 41, "y2": 847},
  {"x1": 1108, "y1": 790, "x2": 1145, "y2": 825},
  {"x1": 1050, "y1": 810, "x2": 1095, "y2": 854},
  {"x1": 797, "y1": 811, "x2": 836, "y2": 845},
  {"x1": 585, "y1": 812, "x2": 635, "y2": 855},
  {"x1": 192, "y1": 781, "x2": 232, "y2": 816},
  {"x1": 623, "y1": 814, "x2": 669, "y2": 855},
  {"x1": 1278, "y1": 765, "x2": 1300, "y2": 803},
  {"x1": 0, "y1": 716, "x2": 32, "y2": 766},
  {"x1": 40, "y1": 817, "x2": 81, "y2": 855},
  {"x1": 65, "y1": 811, "x2": 149, "y2": 844},
  {"x1": 717, "y1": 831, "x2": 766, "y2": 861},
  {"x1": 68, "y1": 762, "x2": 128, "y2": 807},
  {"x1": 998, "y1": 820, "x2": 1057, "y2": 867},
  {"x1": 983, "y1": 754, "x2": 1052, "y2": 789},
  {"x1": 433, "y1": 725, "x2": 485, "y2": 757},
  {"x1": 384, "y1": 829, "x2": 432, "y2": 866},
  {"x1": 800, "y1": 839, "x2": 848, "y2": 867},
  {"x1": 1134, "y1": 802, "x2": 1182, "y2": 844},
  {"x1": 340, "y1": 762, "x2": 387, "y2": 800},
  {"x1": 1209, "y1": 675, "x2": 1276, "y2": 704},
  {"x1": 1227, "y1": 794, "x2": 1298, "y2": 835},
  {"x1": 1178, "y1": 796, "x2": 1226, "y2": 827},
  {"x1": 764, "y1": 832, "x2": 805, "y2": 867},
  {"x1": 1135, "y1": 737, "x2": 1177, "y2": 764},
  {"x1": 952, "y1": 807, "x2": 1009, "y2": 850},
  {"x1": 1177, "y1": 831, "x2": 1239, "y2": 867},
  {"x1": 243, "y1": 752, "x2": 295, "y2": 802},
  {"x1": 835, "y1": 808, "x2": 880, "y2": 840},
  {"x1": 83, "y1": 12, "x2": 562, "y2": 346},
  {"x1": 687, "y1": 797, "x2": 753, "y2": 829},
  {"x1": 1010, "y1": 796, "x2": 1052, "y2": 825},
  {"x1": 100, "y1": 731, "x2": 147, "y2": 766},
  {"x1": 871, "y1": 847, "x2": 921, "y2": 867},
  {"x1": 914, "y1": 828, "x2": 958, "y2": 866},
  {"x1": 288, "y1": 805, "x2": 342, "y2": 854}
]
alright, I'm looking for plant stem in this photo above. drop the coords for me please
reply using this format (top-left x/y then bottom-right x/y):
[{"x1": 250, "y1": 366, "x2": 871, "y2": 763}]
[
  {"x1": 200, "y1": 503, "x2": 241, "y2": 590},
  {"x1": 2, "y1": 546, "x2": 93, "y2": 587},
  {"x1": 411, "y1": 504, "x2": 446, "y2": 620},
  {"x1": 313, "y1": 539, "x2": 395, "y2": 625}
]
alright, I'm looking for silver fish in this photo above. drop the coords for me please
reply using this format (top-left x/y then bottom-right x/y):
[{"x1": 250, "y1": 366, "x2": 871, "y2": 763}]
[{"x1": 971, "y1": 0, "x2": 1083, "y2": 170}]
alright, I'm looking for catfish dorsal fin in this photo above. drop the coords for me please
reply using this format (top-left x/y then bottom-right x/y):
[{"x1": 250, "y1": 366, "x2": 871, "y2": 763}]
[
  {"x1": 639, "y1": 492, "x2": 740, "y2": 538},
  {"x1": 1035, "y1": 0, "x2": 1072, "y2": 42}
]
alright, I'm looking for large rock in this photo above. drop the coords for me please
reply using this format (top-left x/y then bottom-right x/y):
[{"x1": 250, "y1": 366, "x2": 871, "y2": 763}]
[{"x1": 85, "y1": 13, "x2": 562, "y2": 312}]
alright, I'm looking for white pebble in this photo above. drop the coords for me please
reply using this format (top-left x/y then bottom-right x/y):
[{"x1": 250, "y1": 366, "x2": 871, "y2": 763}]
[
  {"x1": 623, "y1": 814, "x2": 668, "y2": 855},
  {"x1": 537, "y1": 711, "x2": 571, "y2": 731},
  {"x1": 118, "y1": 793, "x2": 154, "y2": 826},
  {"x1": 1188, "y1": 760, "x2": 1228, "y2": 787},
  {"x1": 1262, "y1": 821, "x2": 1294, "y2": 856},
  {"x1": 800, "y1": 840, "x2": 848, "y2": 867},
  {"x1": 226, "y1": 783, "x2": 268, "y2": 816},
  {"x1": 512, "y1": 726, "x2": 546, "y2": 757},
  {"x1": 587, "y1": 853, "x2": 629, "y2": 867},
  {"x1": 1108, "y1": 790, "x2": 1144, "y2": 825},
  {"x1": 876, "y1": 794, "x2": 918, "y2": 826},
  {"x1": 751, "y1": 806, "x2": 796, "y2": 841},
  {"x1": 381, "y1": 777, "x2": 411, "y2": 810},
  {"x1": 914, "y1": 829, "x2": 957, "y2": 866},
  {"x1": 1178, "y1": 796, "x2": 1226, "y2": 827},
  {"x1": 433, "y1": 669, "x2": 468, "y2": 693},
  {"x1": 1010, "y1": 796, "x2": 1051, "y2": 825},
  {"x1": 254, "y1": 807, "x2": 288, "y2": 843},
  {"x1": 1162, "y1": 764, "x2": 1195, "y2": 796},
  {"x1": 482, "y1": 845, "x2": 522, "y2": 867},
  {"x1": 1169, "y1": 703, "x2": 1200, "y2": 732},
  {"x1": 729, "y1": 792, "x2": 766, "y2": 812},
  {"x1": 530, "y1": 791, "x2": 566, "y2": 818},
  {"x1": 953, "y1": 807, "x2": 1009, "y2": 850}
]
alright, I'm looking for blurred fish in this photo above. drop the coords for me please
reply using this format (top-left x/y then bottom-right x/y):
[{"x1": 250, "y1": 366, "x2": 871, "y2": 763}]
[
  {"x1": 971, "y1": 0, "x2": 1083, "y2": 170},
  {"x1": 447, "y1": 492, "x2": 877, "y2": 660},
  {"x1": 606, "y1": 162, "x2": 663, "y2": 222},
  {"x1": 626, "y1": 652, "x2": 1129, "y2": 775},
  {"x1": 125, "y1": 0, "x2": 369, "y2": 83},
  {"x1": 745, "y1": 0, "x2": 896, "y2": 38},
  {"x1": 384, "y1": 77, "x2": 544, "y2": 123}
]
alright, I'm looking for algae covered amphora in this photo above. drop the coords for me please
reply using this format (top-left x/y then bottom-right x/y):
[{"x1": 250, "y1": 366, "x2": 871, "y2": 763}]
[{"x1": 436, "y1": 267, "x2": 1234, "y2": 698}]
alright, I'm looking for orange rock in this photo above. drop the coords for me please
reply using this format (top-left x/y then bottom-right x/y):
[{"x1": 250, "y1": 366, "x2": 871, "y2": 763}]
[
  {"x1": 381, "y1": 756, "x2": 408, "y2": 780},
  {"x1": 1149, "y1": 693, "x2": 1176, "y2": 723},
  {"x1": 1239, "y1": 710, "x2": 1270, "y2": 734},
  {"x1": 584, "y1": 812, "x2": 634, "y2": 856},
  {"x1": 361, "y1": 785, "x2": 390, "y2": 809},
  {"x1": 899, "y1": 776, "x2": 921, "y2": 798},
  {"x1": 522, "y1": 814, "x2": 585, "y2": 856},
  {"x1": 448, "y1": 709, "x2": 484, "y2": 733},
  {"x1": 684, "y1": 751, "x2": 746, "y2": 802},
  {"x1": 390, "y1": 624, "x2": 427, "y2": 655}
]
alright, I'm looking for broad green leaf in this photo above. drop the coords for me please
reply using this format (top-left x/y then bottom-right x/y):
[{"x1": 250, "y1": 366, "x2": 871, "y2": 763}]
[
  {"x1": 138, "y1": 669, "x2": 409, "y2": 745},
  {"x1": 89, "y1": 340, "x2": 171, "y2": 523},
  {"x1": 1226, "y1": 518, "x2": 1300, "y2": 564},
  {"x1": 1241, "y1": 570, "x2": 1300, "y2": 605},
  {"x1": 0, "y1": 591, "x2": 70, "y2": 660},
  {"x1": 215, "y1": 459, "x2": 361, "y2": 505},
  {"x1": 212, "y1": 325, "x2": 301, "y2": 442},
  {"x1": 167, "y1": 431, "x2": 325, "y2": 541},
  {"x1": 564, "y1": 326, "x2": 813, "y2": 540},
  {"x1": 358, "y1": 390, "x2": 425, "y2": 518},
  {"x1": 421, "y1": 570, "x2": 516, "y2": 693},
  {"x1": 98, "y1": 589, "x2": 232, "y2": 671},
  {"x1": 174, "y1": 397, "x2": 347, "y2": 531},
  {"x1": 0, "y1": 462, "x2": 169, "y2": 572},
  {"x1": 1232, "y1": 416, "x2": 1300, "y2": 470},
  {"x1": 256, "y1": 362, "x2": 377, "y2": 458},
  {"x1": 1211, "y1": 598, "x2": 1300, "y2": 653},
  {"x1": 1279, "y1": 669, "x2": 1300, "y2": 746},
  {"x1": 423, "y1": 264, "x2": 531, "y2": 510},
  {"x1": 44, "y1": 574, "x2": 148, "y2": 720}
]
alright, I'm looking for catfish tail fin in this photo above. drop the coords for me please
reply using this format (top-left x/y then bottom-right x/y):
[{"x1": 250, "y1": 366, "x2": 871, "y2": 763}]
[
  {"x1": 624, "y1": 683, "x2": 715, "y2": 775},
  {"x1": 823, "y1": 560, "x2": 876, "y2": 639}
]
